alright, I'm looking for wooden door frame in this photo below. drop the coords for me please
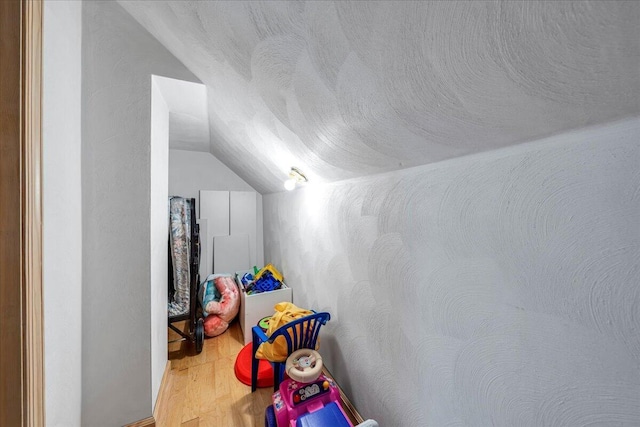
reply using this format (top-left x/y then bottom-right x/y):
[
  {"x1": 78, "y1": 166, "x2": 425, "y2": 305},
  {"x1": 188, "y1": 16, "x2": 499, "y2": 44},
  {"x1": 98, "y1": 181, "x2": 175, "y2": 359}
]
[{"x1": 0, "y1": 0, "x2": 45, "y2": 425}]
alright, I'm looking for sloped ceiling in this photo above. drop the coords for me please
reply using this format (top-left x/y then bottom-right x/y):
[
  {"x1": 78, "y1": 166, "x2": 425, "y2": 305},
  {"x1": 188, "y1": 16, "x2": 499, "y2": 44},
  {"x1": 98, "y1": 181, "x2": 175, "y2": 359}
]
[{"x1": 119, "y1": 1, "x2": 640, "y2": 194}]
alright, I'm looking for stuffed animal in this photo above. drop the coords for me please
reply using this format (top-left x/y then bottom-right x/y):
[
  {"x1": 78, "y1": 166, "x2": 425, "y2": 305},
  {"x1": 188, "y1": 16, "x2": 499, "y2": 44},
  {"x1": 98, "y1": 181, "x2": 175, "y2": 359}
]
[{"x1": 202, "y1": 276, "x2": 240, "y2": 337}]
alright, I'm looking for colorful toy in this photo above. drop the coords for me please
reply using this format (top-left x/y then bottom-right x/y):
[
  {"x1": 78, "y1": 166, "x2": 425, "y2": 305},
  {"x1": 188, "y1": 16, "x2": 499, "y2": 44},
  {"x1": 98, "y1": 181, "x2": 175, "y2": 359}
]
[
  {"x1": 247, "y1": 271, "x2": 282, "y2": 294},
  {"x1": 265, "y1": 349, "x2": 354, "y2": 427},
  {"x1": 258, "y1": 316, "x2": 271, "y2": 333},
  {"x1": 201, "y1": 275, "x2": 239, "y2": 337},
  {"x1": 255, "y1": 263, "x2": 284, "y2": 283},
  {"x1": 241, "y1": 272, "x2": 254, "y2": 288},
  {"x1": 286, "y1": 349, "x2": 324, "y2": 383},
  {"x1": 240, "y1": 265, "x2": 285, "y2": 294}
]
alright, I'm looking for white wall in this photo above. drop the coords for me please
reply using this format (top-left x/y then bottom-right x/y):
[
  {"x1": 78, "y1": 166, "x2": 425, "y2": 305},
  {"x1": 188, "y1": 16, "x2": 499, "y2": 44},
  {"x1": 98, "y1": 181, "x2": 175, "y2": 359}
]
[
  {"x1": 263, "y1": 119, "x2": 640, "y2": 426},
  {"x1": 81, "y1": 2, "x2": 199, "y2": 425},
  {"x1": 153, "y1": 76, "x2": 210, "y2": 153},
  {"x1": 169, "y1": 149, "x2": 255, "y2": 199},
  {"x1": 43, "y1": 1, "x2": 83, "y2": 425},
  {"x1": 150, "y1": 78, "x2": 169, "y2": 411},
  {"x1": 169, "y1": 149, "x2": 264, "y2": 267}
]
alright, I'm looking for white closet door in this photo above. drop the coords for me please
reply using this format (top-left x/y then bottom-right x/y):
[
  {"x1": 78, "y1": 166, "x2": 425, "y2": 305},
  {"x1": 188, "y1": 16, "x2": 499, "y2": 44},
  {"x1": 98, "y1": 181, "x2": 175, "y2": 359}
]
[{"x1": 230, "y1": 191, "x2": 257, "y2": 267}]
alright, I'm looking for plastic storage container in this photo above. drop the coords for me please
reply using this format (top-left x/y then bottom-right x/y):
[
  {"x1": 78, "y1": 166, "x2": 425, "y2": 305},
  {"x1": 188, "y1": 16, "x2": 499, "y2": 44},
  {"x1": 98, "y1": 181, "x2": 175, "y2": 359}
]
[{"x1": 235, "y1": 270, "x2": 292, "y2": 344}]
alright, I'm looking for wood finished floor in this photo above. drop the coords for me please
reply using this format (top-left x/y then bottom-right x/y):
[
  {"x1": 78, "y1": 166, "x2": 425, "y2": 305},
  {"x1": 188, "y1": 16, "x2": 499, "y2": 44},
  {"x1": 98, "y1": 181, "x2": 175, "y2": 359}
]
[{"x1": 158, "y1": 320, "x2": 273, "y2": 427}]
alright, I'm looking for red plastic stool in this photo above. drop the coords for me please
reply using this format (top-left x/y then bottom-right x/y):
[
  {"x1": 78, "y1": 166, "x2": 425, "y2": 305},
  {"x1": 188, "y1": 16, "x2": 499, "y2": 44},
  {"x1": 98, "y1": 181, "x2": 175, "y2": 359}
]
[{"x1": 234, "y1": 342, "x2": 273, "y2": 388}]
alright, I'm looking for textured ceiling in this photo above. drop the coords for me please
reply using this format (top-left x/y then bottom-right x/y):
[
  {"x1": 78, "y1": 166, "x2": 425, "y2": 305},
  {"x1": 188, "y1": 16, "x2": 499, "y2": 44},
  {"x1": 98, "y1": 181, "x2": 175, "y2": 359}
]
[{"x1": 119, "y1": 1, "x2": 640, "y2": 194}]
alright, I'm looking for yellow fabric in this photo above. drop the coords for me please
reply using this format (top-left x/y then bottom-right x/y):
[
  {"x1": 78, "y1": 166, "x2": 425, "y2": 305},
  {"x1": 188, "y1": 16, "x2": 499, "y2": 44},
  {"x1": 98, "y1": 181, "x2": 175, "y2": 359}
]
[{"x1": 255, "y1": 302, "x2": 315, "y2": 362}]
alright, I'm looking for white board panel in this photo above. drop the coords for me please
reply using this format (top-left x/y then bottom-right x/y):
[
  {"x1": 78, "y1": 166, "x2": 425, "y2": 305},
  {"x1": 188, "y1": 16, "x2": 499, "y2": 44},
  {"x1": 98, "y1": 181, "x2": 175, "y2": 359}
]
[
  {"x1": 230, "y1": 191, "x2": 257, "y2": 267},
  {"x1": 199, "y1": 190, "x2": 229, "y2": 236},
  {"x1": 199, "y1": 190, "x2": 229, "y2": 279},
  {"x1": 213, "y1": 233, "x2": 250, "y2": 274},
  {"x1": 196, "y1": 218, "x2": 209, "y2": 278}
]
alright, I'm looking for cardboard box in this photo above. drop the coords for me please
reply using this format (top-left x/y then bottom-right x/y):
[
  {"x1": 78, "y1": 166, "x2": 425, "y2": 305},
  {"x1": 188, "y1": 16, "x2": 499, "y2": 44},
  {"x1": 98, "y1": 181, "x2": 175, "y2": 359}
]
[{"x1": 235, "y1": 271, "x2": 292, "y2": 345}]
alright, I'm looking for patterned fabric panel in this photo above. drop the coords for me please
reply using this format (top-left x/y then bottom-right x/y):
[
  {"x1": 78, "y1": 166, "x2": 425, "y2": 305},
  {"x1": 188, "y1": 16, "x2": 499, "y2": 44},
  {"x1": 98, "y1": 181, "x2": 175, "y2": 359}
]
[{"x1": 168, "y1": 197, "x2": 191, "y2": 318}]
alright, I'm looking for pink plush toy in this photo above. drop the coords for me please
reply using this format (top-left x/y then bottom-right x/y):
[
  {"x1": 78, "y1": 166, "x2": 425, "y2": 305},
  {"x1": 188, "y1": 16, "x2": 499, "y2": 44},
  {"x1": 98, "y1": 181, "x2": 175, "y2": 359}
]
[{"x1": 203, "y1": 276, "x2": 240, "y2": 337}]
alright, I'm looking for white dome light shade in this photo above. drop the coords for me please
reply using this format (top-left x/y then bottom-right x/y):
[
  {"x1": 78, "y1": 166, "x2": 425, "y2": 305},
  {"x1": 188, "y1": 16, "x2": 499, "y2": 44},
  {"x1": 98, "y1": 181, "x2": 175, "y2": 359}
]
[
  {"x1": 283, "y1": 166, "x2": 308, "y2": 191},
  {"x1": 284, "y1": 178, "x2": 296, "y2": 191}
]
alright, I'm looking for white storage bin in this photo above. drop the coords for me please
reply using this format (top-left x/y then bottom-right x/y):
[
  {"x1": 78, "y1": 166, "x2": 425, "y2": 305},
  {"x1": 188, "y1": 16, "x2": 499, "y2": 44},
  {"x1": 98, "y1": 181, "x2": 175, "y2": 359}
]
[{"x1": 235, "y1": 271, "x2": 292, "y2": 345}]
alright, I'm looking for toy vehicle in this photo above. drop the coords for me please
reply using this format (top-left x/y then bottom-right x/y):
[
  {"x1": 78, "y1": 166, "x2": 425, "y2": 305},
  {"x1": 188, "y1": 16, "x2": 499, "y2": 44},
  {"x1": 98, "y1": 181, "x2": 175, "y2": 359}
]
[{"x1": 264, "y1": 349, "x2": 379, "y2": 427}]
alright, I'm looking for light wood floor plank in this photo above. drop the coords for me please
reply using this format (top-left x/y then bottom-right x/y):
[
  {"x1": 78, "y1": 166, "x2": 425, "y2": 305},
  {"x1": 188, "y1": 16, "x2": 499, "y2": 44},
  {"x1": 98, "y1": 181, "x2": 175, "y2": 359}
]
[
  {"x1": 181, "y1": 418, "x2": 199, "y2": 427},
  {"x1": 159, "y1": 319, "x2": 362, "y2": 426},
  {"x1": 160, "y1": 368, "x2": 189, "y2": 427},
  {"x1": 159, "y1": 321, "x2": 272, "y2": 427}
]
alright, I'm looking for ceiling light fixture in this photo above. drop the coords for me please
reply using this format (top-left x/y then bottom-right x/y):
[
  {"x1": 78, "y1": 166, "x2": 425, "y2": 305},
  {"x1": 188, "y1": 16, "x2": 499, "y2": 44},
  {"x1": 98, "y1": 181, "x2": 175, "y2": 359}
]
[{"x1": 284, "y1": 166, "x2": 308, "y2": 191}]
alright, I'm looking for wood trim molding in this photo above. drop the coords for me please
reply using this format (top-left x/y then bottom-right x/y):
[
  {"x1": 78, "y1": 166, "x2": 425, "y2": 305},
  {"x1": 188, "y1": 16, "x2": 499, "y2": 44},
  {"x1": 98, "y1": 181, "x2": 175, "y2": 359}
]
[
  {"x1": 0, "y1": 0, "x2": 25, "y2": 424},
  {"x1": 0, "y1": 0, "x2": 44, "y2": 425},
  {"x1": 124, "y1": 416, "x2": 156, "y2": 427},
  {"x1": 153, "y1": 361, "x2": 172, "y2": 421},
  {"x1": 22, "y1": 1, "x2": 45, "y2": 426}
]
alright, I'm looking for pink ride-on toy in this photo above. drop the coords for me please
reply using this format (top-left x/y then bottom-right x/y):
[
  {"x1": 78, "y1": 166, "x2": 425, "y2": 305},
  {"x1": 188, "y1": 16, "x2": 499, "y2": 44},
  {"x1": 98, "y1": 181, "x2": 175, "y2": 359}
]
[
  {"x1": 264, "y1": 349, "x2": 379, "y2": 427},
  {"x1": 265, "y1": 348, "x2": 352, "y2": 427}
]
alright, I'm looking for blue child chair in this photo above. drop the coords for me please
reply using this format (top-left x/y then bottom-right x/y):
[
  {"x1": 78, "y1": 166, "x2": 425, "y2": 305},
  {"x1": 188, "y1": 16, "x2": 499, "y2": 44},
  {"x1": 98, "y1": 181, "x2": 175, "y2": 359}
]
[{"x1": 251, "y1": 312, "x2": 331, "y2": 392}]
